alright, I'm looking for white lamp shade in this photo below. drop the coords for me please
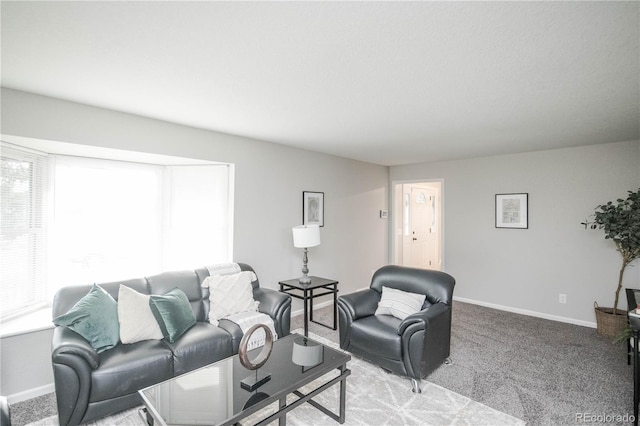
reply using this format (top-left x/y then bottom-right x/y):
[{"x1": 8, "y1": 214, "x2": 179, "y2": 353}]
[{"x1": 292, "y1": 225, "x2": 321, "y2": 248}]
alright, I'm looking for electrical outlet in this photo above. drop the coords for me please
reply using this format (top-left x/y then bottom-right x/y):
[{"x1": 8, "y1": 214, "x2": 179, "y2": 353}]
[{"x1": 559, "y1": 293, "x2": 567, "y2": 304}]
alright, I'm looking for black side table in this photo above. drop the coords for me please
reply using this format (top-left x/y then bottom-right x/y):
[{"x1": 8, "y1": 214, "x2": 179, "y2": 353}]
[{"x1": 279, "y1": 276, "x2": 339, "y2": 337}]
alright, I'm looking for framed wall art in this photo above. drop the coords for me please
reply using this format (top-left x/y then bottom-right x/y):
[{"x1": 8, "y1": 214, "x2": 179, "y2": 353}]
[
  {"x1": 495, "y1": 193, "x2": 528, "y2": 229},
  {"x1": 303, "y1": 191, "x2": 324, "y2": 227}
]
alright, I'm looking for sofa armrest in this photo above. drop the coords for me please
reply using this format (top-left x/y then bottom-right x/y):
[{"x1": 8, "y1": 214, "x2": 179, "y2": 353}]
[
  {"x1": 253, "y1": 287, "x2": 292, "y2": 337},
  {"x1": 52, "y1": 326, "x2": 98, "y2": 426},
  {"x1": 52, "y1": 326, "x2": 100, "y2": 370}
]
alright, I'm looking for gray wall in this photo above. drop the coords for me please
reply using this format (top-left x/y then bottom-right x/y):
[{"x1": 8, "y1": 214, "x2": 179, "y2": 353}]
[
  {"x1": 2, "y1": 86, "x2": 638, "y2": 400},
  {"x1": 0, "y1": 88, "x2": 389, "y2": 399},
  {"x1": 390, "y1": 140, "x2": 640, "y2": 326},
  {"x1": 0, "y1": 329, "x2": 55, "y2": 400}
]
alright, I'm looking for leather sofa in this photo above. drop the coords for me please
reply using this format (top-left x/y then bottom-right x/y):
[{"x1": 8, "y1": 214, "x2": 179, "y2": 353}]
[
  {"x1": 51, "y1": 263, "x2": 291, "y2": 426},
  {"x1": 0, "y1": 395, "x2": 10, "y2": 426},
  {"x1": 337, "y1": 265, "x2": 455, "y2": 393}
]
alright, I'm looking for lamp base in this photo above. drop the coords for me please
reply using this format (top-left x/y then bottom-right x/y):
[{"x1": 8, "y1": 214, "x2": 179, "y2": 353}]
[{"x1": 299, "y1": 275, "x2": 311, "y2": 285}]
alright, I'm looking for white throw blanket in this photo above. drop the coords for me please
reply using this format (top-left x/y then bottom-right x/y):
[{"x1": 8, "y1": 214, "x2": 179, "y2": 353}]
[
  {"x1": 204, "y1": 262, "x2": 241, "y2": 279},
  {"x1": 224, "y1": 311, "x2": 278, "y2": 351}
]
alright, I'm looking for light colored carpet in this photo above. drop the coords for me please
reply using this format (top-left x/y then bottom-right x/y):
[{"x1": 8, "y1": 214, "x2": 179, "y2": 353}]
[
  {"x1": 293, "y1": 301, "x2": 634, "y2": 425},
  {"x1": 26, "y1": 330, "x2": 523, "y2": 426}
]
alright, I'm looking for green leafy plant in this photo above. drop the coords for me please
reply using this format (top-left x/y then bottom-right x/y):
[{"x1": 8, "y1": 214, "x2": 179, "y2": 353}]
[
  {"x1": 613, "y1": 324, "x2": 632, "y2": 345},
  {"x1": 592, "y1": 189, "x2": 640, "y2": 314}
]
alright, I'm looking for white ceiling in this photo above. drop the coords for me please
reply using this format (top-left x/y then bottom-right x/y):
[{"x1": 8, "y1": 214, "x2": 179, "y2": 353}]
[{"x1": 2, "y1": 1, "x2": 638, "y2": 166}]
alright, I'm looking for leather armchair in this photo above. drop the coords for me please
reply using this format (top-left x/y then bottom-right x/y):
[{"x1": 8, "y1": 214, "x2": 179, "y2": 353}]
[{"x1": 338, "y1": 265, "x2": 455, "y2": 393}]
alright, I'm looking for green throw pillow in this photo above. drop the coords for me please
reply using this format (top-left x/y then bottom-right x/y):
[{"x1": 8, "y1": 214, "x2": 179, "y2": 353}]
[
  {"x1": 149, "y1": 288, "x2": 197, "y2": 343},
  {"x1": 53, "y1": 284, "x2": 120, "y2": 353}
]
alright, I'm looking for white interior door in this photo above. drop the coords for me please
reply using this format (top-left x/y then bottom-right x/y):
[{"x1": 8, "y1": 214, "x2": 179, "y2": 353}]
[{"x1": 401, "y1": 183, "x2": 441, "y2": 270}]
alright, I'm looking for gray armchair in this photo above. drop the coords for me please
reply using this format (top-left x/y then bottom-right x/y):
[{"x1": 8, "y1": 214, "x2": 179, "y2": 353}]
[{"x1": 337, "y1": 265, "x2": 455, "y2": 393}]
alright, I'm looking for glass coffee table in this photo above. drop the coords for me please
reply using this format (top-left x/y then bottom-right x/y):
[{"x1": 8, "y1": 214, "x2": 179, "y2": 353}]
[{"x1": 138, "y1": 333, "x2": 351, "y2": 425}]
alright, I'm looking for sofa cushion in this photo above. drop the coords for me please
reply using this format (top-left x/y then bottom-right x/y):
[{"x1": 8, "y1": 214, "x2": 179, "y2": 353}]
[
  {"x1": 118, "y1": 285, "x2": 164, "y2": 344},
  {"x1": 53, "y1": 284, "x2": 120, "y2": 353},
  {"x1": 350, "y1": 314, "x2": 403, "y2": 360},
  {"x1": 149, "y1": 288, "x2": 197, "y2": 343},
  {"x1": 90, "y1": 340, "x2": 173, "y2": 402},
  {"x1": 162, "y1": 322, "x2": 233, "y2": 376}
]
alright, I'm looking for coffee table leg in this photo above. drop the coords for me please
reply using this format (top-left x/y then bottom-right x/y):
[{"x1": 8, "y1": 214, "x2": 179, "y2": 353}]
[
  {"x1": 339, "y1": 365, "x2": 347, "y2": 424},
  {"x1": 279, "y1": 397, "x2": 287, "y2": 426}
]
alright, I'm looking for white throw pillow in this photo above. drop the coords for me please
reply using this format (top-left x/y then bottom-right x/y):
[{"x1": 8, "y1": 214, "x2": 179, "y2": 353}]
[
  {"x1": 203, "y1": 271, "x2": 259, "y2": 326},
  {"x1": 375, "y1": 286, "x2": 426, "y2": 320},
  {"x1": 118, "y1": 285, "x2": 164, "y2": 344}
]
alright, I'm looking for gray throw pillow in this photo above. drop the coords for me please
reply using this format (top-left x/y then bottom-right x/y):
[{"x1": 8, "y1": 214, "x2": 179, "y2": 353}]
[
  {"x1": 53, "y1": 284, "x2": 120, "y2": 353},
  {"x1": 149, "y1": 288, "x2": 197, "y2": 343}
]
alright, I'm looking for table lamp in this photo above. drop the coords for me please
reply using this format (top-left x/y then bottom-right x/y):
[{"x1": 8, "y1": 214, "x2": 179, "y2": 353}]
[{"x1": 292, "y1": 225, "x2": 321, "y2": 284}]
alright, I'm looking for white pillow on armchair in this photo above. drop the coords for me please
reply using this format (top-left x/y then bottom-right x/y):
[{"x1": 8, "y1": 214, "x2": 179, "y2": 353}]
[{"x1": 375, "y1": 286, "x2": 426, "y2": 320}]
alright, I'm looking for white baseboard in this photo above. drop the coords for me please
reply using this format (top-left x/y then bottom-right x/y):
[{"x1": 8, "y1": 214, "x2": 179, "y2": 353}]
[
  {"x1": 289, "y1": 292, "x2": 597, "y2": 329},
  {"x1": 453, "y1": 296, "x2": 597, "y2": 329},
  {"x1": 291, "y1": 299, "x2": 334, "y2": 318},
  {"x1": 7, "y1": 383, "x2": 55, "y2": 404}
]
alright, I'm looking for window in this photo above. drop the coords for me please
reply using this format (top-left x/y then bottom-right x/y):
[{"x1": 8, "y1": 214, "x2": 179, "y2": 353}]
[
  {"x1": 1, "y1": 145, "x2": 48, "y2": 318},
  {"x1": 0, "y1": 142, "x2": 233, "y2": 320},
  {"x1": 49, "y1": 156, "x2": 164, "y2": 290},
  {"x1": 164, "y1": 165, "x2": 231, "y2": 270}
]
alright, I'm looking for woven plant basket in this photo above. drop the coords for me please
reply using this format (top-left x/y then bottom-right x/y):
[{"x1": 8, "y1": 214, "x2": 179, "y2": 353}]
[{"x1": 594, "y1": 302, "x2": 627, "y2": 338}]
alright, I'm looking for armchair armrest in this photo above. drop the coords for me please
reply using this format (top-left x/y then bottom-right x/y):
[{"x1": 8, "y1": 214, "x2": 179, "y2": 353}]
[
  {"x1": 337, "y1": 289, "x2": 380, "y2": 322},
  {"x1": 338, "y1": 289, "x2": 380, "y2": 350},
  {"x1": 52, "y1": 326, "x2": 100, "y2": 370},
  {"x1": 398, "y1": 302, "x2": 450, "y2": 335},
  {"x1": 398, "y1": 302, "x2": 452, "y2": 379}
]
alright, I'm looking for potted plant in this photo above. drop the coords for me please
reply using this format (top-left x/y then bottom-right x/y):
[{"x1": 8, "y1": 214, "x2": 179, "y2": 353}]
[{"x1": 590, "y1": 188, "x2": 640, "y2": 338}]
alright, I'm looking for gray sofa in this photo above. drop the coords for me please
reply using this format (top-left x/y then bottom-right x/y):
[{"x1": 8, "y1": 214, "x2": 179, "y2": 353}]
[{"x1": 51, "y1": 263, "x2": 291, "y2": 426}]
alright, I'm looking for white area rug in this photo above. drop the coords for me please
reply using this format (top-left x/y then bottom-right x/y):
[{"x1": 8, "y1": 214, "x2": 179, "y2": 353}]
[{"x1": 28, "y1": 331, "x2": 524, "y2": 426}]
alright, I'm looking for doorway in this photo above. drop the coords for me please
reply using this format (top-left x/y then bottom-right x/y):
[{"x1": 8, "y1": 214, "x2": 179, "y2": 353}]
[{"x1": 393, "y1": 181, "x2": 443, "y2": 271}]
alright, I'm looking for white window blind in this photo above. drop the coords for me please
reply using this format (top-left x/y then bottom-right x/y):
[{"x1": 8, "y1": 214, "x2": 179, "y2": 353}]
[
  {"x1": 164, "y1": 165, "x2": 230, "y2": 270},
  {"x1": 49, "y1": 156, "x2": 164, "y2": 290},
  {"x1": 1, "y1": 142, "x2": 233, "y2": 320},
  {"x1": 0, "y1": 144, "x2": 48, "y2": 319}
]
